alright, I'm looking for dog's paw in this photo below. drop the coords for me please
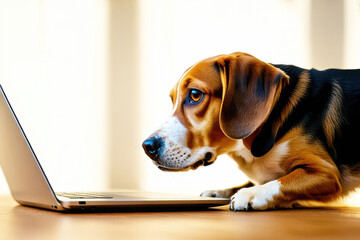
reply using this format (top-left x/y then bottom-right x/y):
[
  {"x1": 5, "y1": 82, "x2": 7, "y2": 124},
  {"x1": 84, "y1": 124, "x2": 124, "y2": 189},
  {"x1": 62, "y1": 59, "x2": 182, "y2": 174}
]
[
  {"x1": 201, "y1": 189, "x2": 232, "y2": 198},
  {"x1": 230, "y1": 181, "x2": 281, "y2": 211}
]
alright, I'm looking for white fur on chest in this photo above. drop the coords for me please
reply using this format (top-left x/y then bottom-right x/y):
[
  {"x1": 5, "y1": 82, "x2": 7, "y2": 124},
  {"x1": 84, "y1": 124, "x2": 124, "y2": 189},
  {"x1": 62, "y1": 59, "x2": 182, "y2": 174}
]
[{"x1": 230, "y1": 140, "x2": 290, "y2": 185}]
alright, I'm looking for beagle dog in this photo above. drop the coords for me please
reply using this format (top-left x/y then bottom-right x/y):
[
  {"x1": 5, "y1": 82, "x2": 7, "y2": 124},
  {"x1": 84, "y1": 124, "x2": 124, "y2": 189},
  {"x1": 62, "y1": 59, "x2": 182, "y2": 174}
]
[{"x1": 142, "y1": 52, "x2": 360, "y2": 211}]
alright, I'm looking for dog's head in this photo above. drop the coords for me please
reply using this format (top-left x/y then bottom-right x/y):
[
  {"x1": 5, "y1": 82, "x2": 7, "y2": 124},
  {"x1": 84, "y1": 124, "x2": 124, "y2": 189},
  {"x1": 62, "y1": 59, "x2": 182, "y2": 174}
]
[{"x1": 142, "y1": 52, "x2": 289, "y2": 171}]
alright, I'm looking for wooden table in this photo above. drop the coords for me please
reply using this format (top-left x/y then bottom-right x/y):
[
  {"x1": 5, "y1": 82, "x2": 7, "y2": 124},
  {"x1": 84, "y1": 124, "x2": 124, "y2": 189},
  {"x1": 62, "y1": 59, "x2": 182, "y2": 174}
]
[{"x1": 0, "y1": 196, "x2": 359, "y2": 240}]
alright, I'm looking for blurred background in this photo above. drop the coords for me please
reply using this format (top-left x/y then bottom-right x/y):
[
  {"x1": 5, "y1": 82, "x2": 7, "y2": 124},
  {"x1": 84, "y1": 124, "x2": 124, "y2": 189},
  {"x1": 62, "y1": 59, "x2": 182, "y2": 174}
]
[{"x1": 0, "y1": 0, "x2": 359, "y2": 206}]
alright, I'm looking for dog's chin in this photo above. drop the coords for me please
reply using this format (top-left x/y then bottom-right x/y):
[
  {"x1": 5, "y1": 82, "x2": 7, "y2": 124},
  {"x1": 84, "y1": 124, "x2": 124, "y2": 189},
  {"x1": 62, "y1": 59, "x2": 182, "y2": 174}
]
[
  {"x1": 156, "y1": 153, "x2": 216, "y2": 172},
  {"x1": 157, "y1": 165, "x2": 188, "y2": 172}
]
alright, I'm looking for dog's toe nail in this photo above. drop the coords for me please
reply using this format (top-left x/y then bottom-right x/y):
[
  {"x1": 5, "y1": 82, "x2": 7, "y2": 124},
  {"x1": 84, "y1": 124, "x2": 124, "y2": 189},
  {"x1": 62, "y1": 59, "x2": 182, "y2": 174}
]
[{"x1": 246, "y1": 203, "x2": 253, "y2": 212}]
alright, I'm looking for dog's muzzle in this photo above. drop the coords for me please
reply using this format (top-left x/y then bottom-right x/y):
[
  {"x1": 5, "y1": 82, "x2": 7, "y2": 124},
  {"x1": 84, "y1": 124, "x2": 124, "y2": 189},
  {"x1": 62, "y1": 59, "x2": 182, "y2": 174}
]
[{"x1": 142, "y1": 136, "x2": 216, "y2": 171}]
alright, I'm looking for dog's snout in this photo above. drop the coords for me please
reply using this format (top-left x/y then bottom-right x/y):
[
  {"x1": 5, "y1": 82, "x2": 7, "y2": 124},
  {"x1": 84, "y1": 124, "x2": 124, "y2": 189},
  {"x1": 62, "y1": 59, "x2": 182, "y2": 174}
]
[{"x1": 142, "y1": 137, "x2": 163, "y2": 161}]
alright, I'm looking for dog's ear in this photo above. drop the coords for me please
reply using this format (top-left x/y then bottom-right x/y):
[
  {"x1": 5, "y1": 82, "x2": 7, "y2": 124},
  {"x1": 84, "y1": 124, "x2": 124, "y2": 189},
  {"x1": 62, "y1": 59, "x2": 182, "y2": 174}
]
[{"x1": 217, "y1": 53, "x2": 289, "y2": 141}]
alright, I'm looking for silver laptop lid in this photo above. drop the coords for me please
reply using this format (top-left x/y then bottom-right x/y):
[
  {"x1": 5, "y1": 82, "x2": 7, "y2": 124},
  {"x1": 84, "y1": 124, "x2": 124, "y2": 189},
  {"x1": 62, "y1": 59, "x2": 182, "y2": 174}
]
[{"x1": 0, "y1": 85, "x2": 63, "y2": 210}]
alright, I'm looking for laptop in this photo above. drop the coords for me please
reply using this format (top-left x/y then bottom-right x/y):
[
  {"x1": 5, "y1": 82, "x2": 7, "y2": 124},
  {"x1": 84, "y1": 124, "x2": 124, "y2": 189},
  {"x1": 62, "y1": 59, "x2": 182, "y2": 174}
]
[{"x1": 0, "y1": 85, "x2": 229, "y2": 212}]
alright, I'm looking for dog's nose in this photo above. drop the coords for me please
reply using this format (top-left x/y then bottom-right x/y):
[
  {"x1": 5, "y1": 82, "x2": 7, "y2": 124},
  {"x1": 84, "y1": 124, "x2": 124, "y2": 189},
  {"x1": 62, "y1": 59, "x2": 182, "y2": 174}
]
[{"x1": 142, "y1": 137, "x2": 163, "y2": 161}]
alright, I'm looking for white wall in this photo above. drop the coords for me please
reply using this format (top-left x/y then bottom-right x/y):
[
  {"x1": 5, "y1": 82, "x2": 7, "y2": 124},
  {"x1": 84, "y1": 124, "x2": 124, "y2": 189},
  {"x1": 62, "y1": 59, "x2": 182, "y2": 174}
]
[
  {"x1": 0, "y1": 0, "x2": 109, "y2": 194},
  {"x1": 344, "y1": 0, "x2": 360, "y2": 68}
]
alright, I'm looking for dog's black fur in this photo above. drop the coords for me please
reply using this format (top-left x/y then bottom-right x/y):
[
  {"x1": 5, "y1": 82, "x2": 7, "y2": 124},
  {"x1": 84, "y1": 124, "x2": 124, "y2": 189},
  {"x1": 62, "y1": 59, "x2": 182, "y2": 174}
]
[{"x1": 252, "y1": 64, "x2": 360, "y2": 175}]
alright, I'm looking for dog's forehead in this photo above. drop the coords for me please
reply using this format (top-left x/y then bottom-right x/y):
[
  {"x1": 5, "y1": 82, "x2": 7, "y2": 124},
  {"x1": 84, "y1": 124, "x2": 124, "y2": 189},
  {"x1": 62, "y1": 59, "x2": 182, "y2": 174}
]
[
  {"x1": 187, "y1": 60, "x2": 220, "y2": 81},
  {"x1": 170, "y1": 59, "x2": 221, "y2": 98},
  {"x1": 170, "y1": 52, "x2": 255, "y2": 96}
]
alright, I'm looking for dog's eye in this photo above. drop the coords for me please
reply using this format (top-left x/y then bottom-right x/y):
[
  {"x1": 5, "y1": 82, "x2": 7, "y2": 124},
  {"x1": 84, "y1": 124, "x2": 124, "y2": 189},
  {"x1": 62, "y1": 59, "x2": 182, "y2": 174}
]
[{"x1": 187, "y1": 89, "x2": 204, "y2": 105}]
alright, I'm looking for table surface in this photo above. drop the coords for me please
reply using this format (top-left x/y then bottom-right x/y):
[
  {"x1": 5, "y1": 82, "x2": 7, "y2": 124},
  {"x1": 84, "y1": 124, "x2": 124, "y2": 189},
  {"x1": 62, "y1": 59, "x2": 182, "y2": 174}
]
[{"x1": 1, "y1": 196, "x2": 360, "y2": 240}]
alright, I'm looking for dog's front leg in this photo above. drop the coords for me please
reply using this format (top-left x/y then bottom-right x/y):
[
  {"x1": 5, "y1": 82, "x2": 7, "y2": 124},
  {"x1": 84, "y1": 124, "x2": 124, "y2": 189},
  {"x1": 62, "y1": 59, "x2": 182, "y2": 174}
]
[
  {"x1": 230, "y1": 162, "x2": 342, "y2": 211},
  {"x1": 201, "y1": 181, "x2": 254, "y2": 198}
]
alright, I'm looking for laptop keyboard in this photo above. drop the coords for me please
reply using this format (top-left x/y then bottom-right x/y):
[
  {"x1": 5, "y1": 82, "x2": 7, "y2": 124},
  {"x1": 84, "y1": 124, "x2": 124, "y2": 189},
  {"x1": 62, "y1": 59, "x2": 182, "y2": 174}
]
[{"x1": 56, "y1": 192, "x2": 114, "y2": 199}]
